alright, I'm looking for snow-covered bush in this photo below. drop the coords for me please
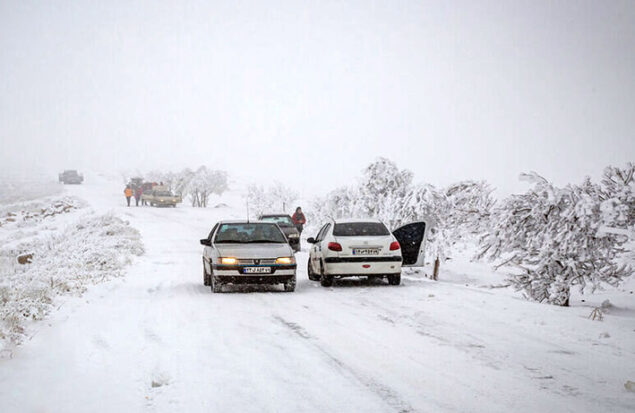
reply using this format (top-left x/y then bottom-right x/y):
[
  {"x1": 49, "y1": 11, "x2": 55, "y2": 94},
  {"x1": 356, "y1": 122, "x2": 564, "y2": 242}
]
[
  {"x1": 246, "y1": 182, "x2": 298, "y2": 217},
  {"x1": 478, "y1": 171, "x2": 632, "y2": 306},
  {"x1": 0, "y1": 213, "x2": 144, "y2": 348}
]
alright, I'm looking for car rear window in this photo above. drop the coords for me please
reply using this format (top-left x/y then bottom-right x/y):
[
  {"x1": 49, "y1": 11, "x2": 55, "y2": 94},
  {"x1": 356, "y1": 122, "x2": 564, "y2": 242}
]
[
  {"x1": 333, "y1": 222, "x2": 390, "y2": 236},
  {"x1": 260, "y1": 216, "x2": 294, "y2": 227}
]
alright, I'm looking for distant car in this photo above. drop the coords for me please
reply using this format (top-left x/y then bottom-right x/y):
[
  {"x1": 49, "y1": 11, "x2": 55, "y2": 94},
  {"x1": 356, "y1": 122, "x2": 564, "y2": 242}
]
[
  {"x1": 142, "y1": 186, "x2": 182, "y2": 207},
  {"x1": 58, "y1": 170, "x2": 84, "y2": 185},
  {"x1": 307, "y1": 218, "x2": 428, "y2": 287},
  {"x1": 258, "y1": 214, "x2": 301, "y2": 252},
  {"x1": 200, "y1": 220, "x2": 297, "y2": 293}
]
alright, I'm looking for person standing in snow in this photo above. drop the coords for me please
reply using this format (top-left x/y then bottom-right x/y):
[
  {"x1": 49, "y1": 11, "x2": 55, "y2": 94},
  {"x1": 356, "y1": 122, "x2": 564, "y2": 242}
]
[
  {"x1": 291, "y1": 207, "x2": 306, "y2": 235},
  {"x1": 134, "y1": 186, "x2": 142, "y2": 207},
  {"x1": 124, "y1": 186, "x2": 133, "y2": 207}
]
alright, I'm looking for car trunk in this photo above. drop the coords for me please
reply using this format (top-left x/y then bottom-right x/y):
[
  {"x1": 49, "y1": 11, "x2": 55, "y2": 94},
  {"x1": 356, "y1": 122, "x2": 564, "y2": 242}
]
[{"x1": 333, "y1": 235, "x2": 394, "y2": 257}]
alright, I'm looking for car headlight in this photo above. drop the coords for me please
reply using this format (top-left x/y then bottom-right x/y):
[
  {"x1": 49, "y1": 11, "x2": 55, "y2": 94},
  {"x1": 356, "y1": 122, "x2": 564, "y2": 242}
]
[
  {"x1": 220, "y1": 257, "x2": 237, "y2": 265},
  {"x1": 276, "y1": 257, "x2": 295, "y2": 265}
]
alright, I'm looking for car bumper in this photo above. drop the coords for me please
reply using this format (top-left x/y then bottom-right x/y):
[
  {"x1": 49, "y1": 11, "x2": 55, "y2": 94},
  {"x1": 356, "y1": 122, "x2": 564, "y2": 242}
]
[
  {"x1": 323, "y1": 257, "x2": 401, "y2": 276},
  {"x1": 212, "y1": 264, "x2": 296, "y2": 283},
  {"x1": 213, "y1": 275, "x2": 295, "y2": 284}
]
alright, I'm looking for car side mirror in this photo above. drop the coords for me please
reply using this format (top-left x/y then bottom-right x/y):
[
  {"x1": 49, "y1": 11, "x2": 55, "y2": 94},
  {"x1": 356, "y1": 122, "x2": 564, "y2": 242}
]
[
  {"x1": 200, "y1": 239, "x2": 211, "y2": 246},
  {"x1": 307, "y1": 237, "x2": 316, "y2": 244}
]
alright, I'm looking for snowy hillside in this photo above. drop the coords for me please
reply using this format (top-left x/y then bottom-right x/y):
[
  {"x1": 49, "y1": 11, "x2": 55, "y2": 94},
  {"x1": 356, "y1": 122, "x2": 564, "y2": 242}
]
[{"x1": 0, "y1": 175, "x2": 633, "y2": 412}]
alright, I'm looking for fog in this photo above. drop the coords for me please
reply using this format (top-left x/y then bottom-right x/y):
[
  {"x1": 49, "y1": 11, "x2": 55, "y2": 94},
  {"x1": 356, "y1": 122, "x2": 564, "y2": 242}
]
[{"x1": 1, "y1": 0, "x2": 634, "y2": 196}]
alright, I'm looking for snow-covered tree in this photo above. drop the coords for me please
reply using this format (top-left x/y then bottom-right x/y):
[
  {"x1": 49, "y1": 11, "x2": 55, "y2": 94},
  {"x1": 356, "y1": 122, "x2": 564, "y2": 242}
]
[
  {"x1": 269, "y1": 182, "x2": 300, "y2": 213},
  {"x1": 186, "y1": 167, "x2": 228, "y2": 207},
  {"x1": 143, "y1": 167, "x2": 227, "y2": 207},
  {"x1": 444, "y1": 180, "x2": 495, "y2": 237},
  {"x1": 599, "y1": 162, "x2": 634, "y2": 229},
  {"x1": 246, "y1": 184, "x2": 268, "y2": 217},
  {"x1": 357, "y1": 157, "x2": 413, "y2": 227},
  {"x1": 246, "y1": 182, "x2": 298, "y2": 217},
  {"x1": 394, "y1": 180, "x2": 494, "y2": 277},
  {"x1": 308, "y1": 186, "x2": 359, "y2": 231},
  {"x1": 478, "y1": 172, "x2": 632, "y2": 306}
]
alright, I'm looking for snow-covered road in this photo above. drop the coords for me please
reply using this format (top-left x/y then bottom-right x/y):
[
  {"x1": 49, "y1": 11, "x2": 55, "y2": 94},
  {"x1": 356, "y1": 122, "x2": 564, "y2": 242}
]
[{"x1": 0, "y1": 176, "x2": 633, "y2": 412}]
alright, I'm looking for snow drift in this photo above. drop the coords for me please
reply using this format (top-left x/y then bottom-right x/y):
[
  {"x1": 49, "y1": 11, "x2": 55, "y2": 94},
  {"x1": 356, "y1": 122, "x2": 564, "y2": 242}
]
[{"x1": 0, "y1": 203, "x2": 143, "y2": 350}]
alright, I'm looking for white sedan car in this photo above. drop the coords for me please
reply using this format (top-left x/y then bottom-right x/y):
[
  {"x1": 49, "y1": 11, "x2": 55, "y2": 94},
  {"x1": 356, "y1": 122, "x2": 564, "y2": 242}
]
[
  {"x1": 200, "y1": 221, "x2": 297, "y2": 293},
  {"x1": 307, "y1": 218, "x2": 427, "y2": 287}
]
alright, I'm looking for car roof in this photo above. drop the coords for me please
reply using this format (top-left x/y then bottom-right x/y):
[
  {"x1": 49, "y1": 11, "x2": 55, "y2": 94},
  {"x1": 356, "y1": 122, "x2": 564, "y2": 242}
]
[
  {"x1": 217, "y1": 220, "x2": 277, "y2": 225},
  {"x1": 333, "y1": 218, "x2": 385, "y2": 224}
]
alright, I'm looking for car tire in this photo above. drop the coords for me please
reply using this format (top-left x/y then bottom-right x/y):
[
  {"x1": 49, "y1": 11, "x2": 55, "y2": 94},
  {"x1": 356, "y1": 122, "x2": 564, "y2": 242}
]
[
  {"x1": 203, "y1": 263, "x2": 211, "y2": 286},
  {"x1": 307, "y1": 258, "x2": 319, "y2": 281},
  {"x1": 284, "y1": 275, "x2": 296, "y2": 292},
  {"x1": 319, "y1": 263, "x2": 333, "y2": 287},
  {"x1": 388, "y1": 274, "x2": 401, "y2": 286},
  {"x1": 211, "y1": 275, "x2": 223, "y2": 293},
  {"x1": 320, "y1": 274, "x2": 333, "y2": 287}
]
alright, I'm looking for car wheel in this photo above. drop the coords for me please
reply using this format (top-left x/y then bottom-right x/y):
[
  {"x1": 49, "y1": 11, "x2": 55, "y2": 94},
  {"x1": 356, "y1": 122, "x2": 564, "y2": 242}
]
[
  {"x1": 368, "y1": 275, "x2": 380, "y2": 284},
  {"x1": 211, "y1": 275, "x2": 223, "y2": 293},
  {"x1": 388, "y1": 274, "x2": 401, "y2": 285},
  {"x1": 320, "y1": 274, "x2": 333, "y2": 287},
  {"x1": 319, "y1": 263, "x2": 333, "y2": 287},
  {"x1": 307, "y1": 258, "x2": 319, "y2": 281},
  {"x1": 284, "y1": 275, "x2": 296, "y2": 292},
  {"x1": 203, "y1": 264, "x2": 211, "y2": 286}
]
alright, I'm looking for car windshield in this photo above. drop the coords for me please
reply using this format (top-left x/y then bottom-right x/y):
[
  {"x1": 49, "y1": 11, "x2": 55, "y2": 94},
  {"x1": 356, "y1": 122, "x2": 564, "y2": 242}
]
[
  {"x1": 155, "y1": 191, "x2": 172, "y2": 196},
  {"x1": 214, "y1": 223, "x2": 287, "y2": 244},
  {"x1": 260, "y1": 216, "x2": 294, "y2": 227},
  {"x1": 333, "y1": 222, "x2": 390, "y2": 236}
]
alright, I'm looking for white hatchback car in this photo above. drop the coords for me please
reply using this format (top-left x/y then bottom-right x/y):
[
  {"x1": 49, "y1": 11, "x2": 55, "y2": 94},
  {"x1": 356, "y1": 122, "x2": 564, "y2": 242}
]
[{"x1": 307, "y1": 219, "x2": 428, "y2": 287}]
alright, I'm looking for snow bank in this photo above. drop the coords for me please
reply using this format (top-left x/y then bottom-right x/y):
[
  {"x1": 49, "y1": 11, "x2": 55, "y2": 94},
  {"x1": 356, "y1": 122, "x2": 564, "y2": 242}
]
[
  {"x1": 0, "y1": 212, "x2": 143, "y2": 350},
  {"x1": 0, "y1": 196, "x2": 83, "y2": 227}
]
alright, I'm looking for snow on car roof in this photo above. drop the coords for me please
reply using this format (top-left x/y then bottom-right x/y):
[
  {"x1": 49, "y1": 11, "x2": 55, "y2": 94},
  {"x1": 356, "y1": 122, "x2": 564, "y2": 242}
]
[
  {"x1": 333, "y1": 218, "x2": 384, "y2": 224},
  {"x1": 217, "y1": 220, "x2": 273, "y2": 224}
]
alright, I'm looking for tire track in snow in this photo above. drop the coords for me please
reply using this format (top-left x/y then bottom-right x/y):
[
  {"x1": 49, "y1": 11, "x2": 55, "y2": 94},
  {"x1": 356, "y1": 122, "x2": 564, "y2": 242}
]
[{"x1": 272, "y1": 315, "x2": 415, "y2": 413}]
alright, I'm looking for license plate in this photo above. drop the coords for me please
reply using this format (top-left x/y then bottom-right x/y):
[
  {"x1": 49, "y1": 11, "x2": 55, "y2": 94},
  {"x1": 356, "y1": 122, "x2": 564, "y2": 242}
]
[
  {"x1": 352, "y1": 248, "x2": 380, "y2": 255},
  {"x1": 243, "y1": 267, "x2": 272, "y2": 274}
]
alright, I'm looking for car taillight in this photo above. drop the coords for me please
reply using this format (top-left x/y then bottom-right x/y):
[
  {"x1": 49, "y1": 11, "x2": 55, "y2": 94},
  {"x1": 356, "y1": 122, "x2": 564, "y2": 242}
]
[
  {"x1": 328, "y1": 242, "x2": 343, "y2": 252},
  {"x1": 389, "y1": 241, "x2": 400, "y2": 251}
]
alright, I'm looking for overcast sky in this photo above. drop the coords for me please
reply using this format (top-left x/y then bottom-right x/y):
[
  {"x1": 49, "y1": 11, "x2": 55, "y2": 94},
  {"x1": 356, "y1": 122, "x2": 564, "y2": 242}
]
[{"x1": 1, "y1": 0, "x2": 633, "y2": 196}]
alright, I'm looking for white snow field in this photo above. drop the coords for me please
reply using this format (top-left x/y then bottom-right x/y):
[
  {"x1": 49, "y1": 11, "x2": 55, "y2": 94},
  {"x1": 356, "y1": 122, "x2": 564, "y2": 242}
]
[{"x1": 0, "y1": 175, "x2": 633, "y2": 413}]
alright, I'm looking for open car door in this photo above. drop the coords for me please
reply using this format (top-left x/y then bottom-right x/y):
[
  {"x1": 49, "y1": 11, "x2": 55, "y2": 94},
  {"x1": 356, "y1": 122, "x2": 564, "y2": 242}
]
[{"x1": 392, "y1": 221, "x2": 427, "y2": 267}]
